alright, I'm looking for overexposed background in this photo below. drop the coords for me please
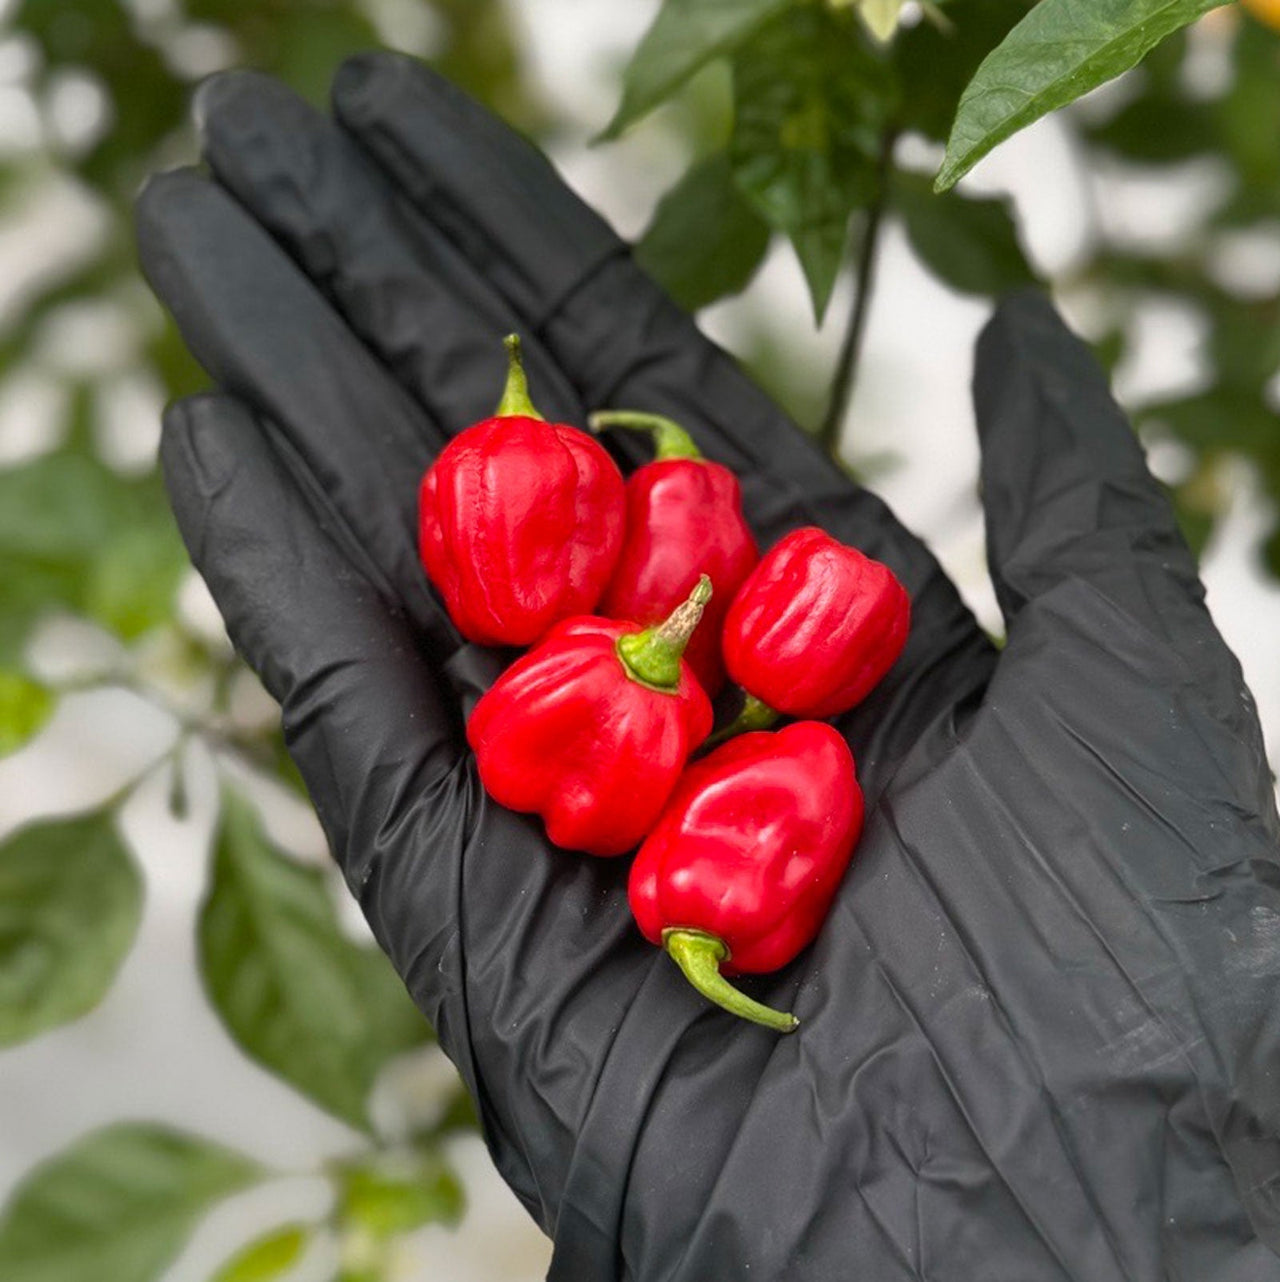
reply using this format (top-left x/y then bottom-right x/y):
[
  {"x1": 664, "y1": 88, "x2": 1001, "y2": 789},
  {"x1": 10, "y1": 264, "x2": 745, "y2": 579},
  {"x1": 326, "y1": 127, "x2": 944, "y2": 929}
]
[{"x1": 1, "y1": 3, "x2": 1278, "y2": 1280}]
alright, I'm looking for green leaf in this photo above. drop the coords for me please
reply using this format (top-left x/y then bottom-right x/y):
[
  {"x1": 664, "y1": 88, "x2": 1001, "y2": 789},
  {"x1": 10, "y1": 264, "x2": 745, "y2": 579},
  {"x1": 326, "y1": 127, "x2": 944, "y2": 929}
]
[
  {"x1": 337, "y1": 1150, "x2": 464, "y2": 1239},
  {"x1": 895, "y1": 171, "x2": 1036, "y2": 296},
  {"x1": 935, "y1": 0, "x2": 1230, "y2": 191},
  {"x1": 730, "y1": 6, "x2": 897, "y2": 319},
  {"x1": 0, "y1": 448, "x2": 187, "y2": 660},
  {"x1": 0, "y1": 1123, "x2": 261, "y2": 1282},
  {"x1": 0, "y1": 672, "x2": 54, "y2": 757},
  {"x1": 636, "y1": 154, "x2": 771, "y2": 310},
  {"x1": 199, "y1": 791, "x2": 430, "y2": 1133},
  {"x1": 0, "y1": 809, "x2": 142, "y2": 1047},
  {"x1": 600, "y1": 0, "x2": 790, "y2": 139},
  {"x1": 210, "y1": 1225, "x2": 310, "y2": 1282}
]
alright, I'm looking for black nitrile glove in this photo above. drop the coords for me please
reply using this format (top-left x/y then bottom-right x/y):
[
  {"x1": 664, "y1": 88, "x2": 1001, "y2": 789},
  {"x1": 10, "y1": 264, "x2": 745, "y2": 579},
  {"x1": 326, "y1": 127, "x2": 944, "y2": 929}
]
[{"x1": 134, "y1": 55, "x2": 1280, "y2": 1282}]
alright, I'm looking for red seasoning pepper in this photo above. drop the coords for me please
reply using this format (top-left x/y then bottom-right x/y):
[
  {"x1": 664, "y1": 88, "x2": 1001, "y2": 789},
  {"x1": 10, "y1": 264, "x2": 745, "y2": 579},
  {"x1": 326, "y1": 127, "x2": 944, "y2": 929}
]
[
  {"x1": 467, "y1": 578, "x2": 715, "y2": 857},
  {"x1": 629, "y1": 721, "x2": 863, "y2": 1031},
  {"x1": 722, "y1": 526, "x2": 910, "y2": 729},
  {"x1": 419, "y1": 336, "x2": 625, "y2": 646},
  {"x1": 589, "y1": 411, "x2": 758, "y2": 696}
]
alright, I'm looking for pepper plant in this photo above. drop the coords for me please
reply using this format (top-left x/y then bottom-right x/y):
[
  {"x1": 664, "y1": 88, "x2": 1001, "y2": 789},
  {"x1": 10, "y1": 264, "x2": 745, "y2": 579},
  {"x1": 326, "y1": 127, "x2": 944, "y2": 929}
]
[{"x1": 0, "y1": 0, "x2": 1277, "y2": 1279}]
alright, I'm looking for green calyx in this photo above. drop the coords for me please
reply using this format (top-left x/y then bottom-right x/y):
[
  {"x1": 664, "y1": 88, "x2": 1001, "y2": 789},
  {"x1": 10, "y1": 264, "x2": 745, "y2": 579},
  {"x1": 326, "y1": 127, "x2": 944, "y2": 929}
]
[
  {"x1": 588, "y1": 409, "x2": 702, "y2": 462},
  {"x1": 703, "y1": 692, "x2": 780, "y2": 750},
  {"x1": 494, "y1": 334, "x2": 545, "y2": 420},
  {"x1": 617, "y1": 575, "x2": 712, "y2": 690},
  {"x1": 663, "y1": 929, "x2": 799, "y2": 1033}
]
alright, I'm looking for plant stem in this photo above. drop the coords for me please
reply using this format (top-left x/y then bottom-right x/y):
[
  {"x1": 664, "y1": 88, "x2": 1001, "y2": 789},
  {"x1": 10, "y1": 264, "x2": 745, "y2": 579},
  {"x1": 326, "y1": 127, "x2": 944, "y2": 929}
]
[{"x1": 818, "y1": 130, "x2": 898, "y2": 459}]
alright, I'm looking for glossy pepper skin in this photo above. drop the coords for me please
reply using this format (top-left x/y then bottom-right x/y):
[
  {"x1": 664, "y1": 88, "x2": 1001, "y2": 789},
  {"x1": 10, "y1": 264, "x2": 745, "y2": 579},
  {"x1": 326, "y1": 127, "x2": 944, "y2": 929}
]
[
  {"x1": 418, "y1": 335, "x2": 625, "y2": 646},
  {"x1": 589, "y1": 411, "x2": 758, "y2": 695},
  {"x1": 629, "y1": 721, "x2": 863, "y2": 1031},
  {"x1": 467, "y1": 579, "x2": 714, "y2": 857},
  {"x1": 723, "y1": 526, "x2": 910, "y2": 721}
]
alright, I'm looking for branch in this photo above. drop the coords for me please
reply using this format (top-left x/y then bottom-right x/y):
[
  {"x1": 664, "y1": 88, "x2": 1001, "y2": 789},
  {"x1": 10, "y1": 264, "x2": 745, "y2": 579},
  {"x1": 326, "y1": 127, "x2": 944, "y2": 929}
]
[{"x1": 818, "y1": 130, "x2": 898, "y2": 459}]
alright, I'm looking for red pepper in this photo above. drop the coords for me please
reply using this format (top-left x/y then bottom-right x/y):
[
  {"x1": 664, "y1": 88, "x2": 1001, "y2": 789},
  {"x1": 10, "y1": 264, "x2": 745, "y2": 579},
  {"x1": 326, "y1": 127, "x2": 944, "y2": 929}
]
[
  {"x1": 722, "y1": 526, "x2": 910, "y2": 726},
  {"x1": 419, "y1": 335, "x2": 625, "y2": 646},
  {"x1": 467, "y1": 578, "x2": 715, "y2": 857},
  {"x1": 588, "y1": 411, "x2": 758, "y2": 695},
  {"x1": 629, "y1": 721, "x2": 863, "y2": 1032}
]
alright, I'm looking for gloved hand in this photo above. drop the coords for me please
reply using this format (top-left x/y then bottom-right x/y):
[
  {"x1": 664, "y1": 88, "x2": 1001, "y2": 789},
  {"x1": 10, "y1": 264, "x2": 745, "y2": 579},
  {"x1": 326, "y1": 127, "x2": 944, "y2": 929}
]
[{"x1": 135, "y1": 54, "x2": 1280, "y2": 1282}]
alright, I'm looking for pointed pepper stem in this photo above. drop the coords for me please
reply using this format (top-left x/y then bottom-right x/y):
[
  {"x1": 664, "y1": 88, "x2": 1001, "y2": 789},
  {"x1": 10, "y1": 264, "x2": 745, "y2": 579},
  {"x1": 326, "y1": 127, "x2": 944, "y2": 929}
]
[
  {"x1": 495, "y1": 334, "x2": 545, "y2": 420},
  {"x1": 703, "y1": 692, "x2": 779, "y2": 750},
  {"x1": 664, "y1": 929, "x2": 798, "y2": 1033},
  {"x1": 617, "y1": 575, "x2": 712, "y2": 690},
  {"x1": 588, "y1": 410, "x2": 702, "y2": 462}
]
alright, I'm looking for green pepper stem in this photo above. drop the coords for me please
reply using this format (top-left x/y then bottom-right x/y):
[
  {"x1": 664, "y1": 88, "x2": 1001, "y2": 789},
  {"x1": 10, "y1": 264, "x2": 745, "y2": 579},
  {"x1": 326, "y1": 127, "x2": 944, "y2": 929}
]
[
  {"x1": 617, "y1": 575, "x2": 712, "y2": 690},
  {"x1": 664, "y1": 929, "x2": 798, "y2": 1033},
  {"x1": 588, "y1": 410, "x2": 702, "y2": 461},
  {"x1": 703, "y1": 692, "x2": 779, "y2": 750},
  {"x1": 494, "y1": 334, "x2": 545, "y2": 420}
]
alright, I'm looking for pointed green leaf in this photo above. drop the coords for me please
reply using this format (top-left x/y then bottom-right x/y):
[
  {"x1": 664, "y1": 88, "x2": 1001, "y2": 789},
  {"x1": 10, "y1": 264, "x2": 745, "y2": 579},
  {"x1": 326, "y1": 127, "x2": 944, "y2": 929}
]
[
  {"x1": 0, "y1": 809, "x2": 142, "y2": 1047},
  {"x1": 600, "y1": 0, "x2": 790, "y2": 139},
  {"x1": 636, "y1": 154, "x2": 771, "y2": 310},
  {"x1": 936, "y1": 0, "x2": 1229, "y2": 191},
  {"x1": 730, "y1": 6, "x2": 897, "y2": 320},
  {"x1": 0, "y1": 1123, "x2": 261, "y2": 1282},
  {"x1": 210, "y1": 1225, "x2": 310, "y2": 1282},
  {"x1": 199, "y1": 791, "x2": 430, "y2": 1133},
  {"x1": 0, "y1": 672, "x2": 54, "y2": 757},
  {"x1": 895, "y1": 171, "x2": 1037, "y2": 296}
]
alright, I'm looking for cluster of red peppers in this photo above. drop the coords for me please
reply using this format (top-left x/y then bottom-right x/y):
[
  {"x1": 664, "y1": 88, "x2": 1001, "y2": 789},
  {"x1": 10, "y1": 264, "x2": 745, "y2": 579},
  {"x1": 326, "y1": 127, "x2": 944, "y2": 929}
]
[{"x1": 418, "y1": 337, "x2": 910, "y2": 1032}]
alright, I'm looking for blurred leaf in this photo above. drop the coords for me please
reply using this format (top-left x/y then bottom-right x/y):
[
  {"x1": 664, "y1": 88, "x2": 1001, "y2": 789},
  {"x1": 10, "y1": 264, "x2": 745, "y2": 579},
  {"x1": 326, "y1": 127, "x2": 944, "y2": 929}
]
[
  {"x1": 1171, "y1": 485, "x2": 1216, "y2": 560},
  {"x1": 730, "y1": 6, "x2": 896, "y2": 319},
  {"x1": 1083, "y1": 92, "x2": 1219, "y2": 163},
  {"x1": 893, "y1": 0, "x2": 1033, "y2": 142},
  {"x1": 895, "y1": 171, "x2": 1036, "y2": 295},
  {"x1": 1090, "y1": 325, "x2": 1127, "y2": 374},
  {"x1": 199, "y1": 790, "x2": 430, "y2": 1133},
  {"x1": 0, "y1": 1123, "x2": 261, "y2": 1282},
  {"x1": 600, "y1": 0, "x2": 790, "y2": 139},
  {"x1": 0, "y1": 809, "x2": 142, "y2": 1047},
  {"x1": 86, "y1": 522, "x2": 187, "y2": 642},
  {"x1": 0, "y1": 448, "x2": 187, "y2": 659},
  {"x1": 1265, "y1": 524, "x2": 1280, "y2": 579},
  {"x1": 210, "y1": 1225, "x2": 310, "y2": 1282},
  {"x1": 936, "y1": 0, "x2": 1229, "y2": 191},
  {"x1": 0, "y1": 673, "x2": 54, "y2": 757},
  {"x1": 1217, "y1": 22, "x2": 1280, "y2": 198},
  {"x1": 16, "y1": 0, "x2": 187, "y2": 203},
  {"x1": 269, "y1": 9, "x2": 382, "y2": 105},
  {"x1": 1208, "y1": 297, "x2": 1280, "y2": 394},
  {"x1": 636, "y1": 153, "x2": 771, "y2": 310},
  {"x1": 1138, "y1": 388, "x2": 1280, "y2": 456},
  {"x1": 430, "y1": 1085, "x2": 480, "y2": 1138},
  {"x1": 337, "y1": 1150, "x2": 464, "y2": 1239}
]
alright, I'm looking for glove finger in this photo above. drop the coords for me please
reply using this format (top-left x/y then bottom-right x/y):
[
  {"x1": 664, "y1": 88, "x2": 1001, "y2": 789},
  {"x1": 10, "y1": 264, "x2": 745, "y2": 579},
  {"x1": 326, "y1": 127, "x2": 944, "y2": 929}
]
[
  {"x1": 160, "y1": 392, "x2": 469, "y2": 907},
  {"x1": 976, "y1": 293, "x2": 1272, "y2": 756},
  {"x1": 136, "y1": 168, "x2": 452, "y2": 654},
  {"x1": 329, "y1": 54, "x2": 956, "y2": 585},
  {"x1": 192, "y1": 69, "x2": 589, "y2": 437}
]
